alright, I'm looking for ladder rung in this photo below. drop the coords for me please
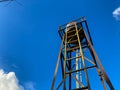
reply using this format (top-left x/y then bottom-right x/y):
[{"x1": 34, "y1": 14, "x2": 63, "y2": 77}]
[
  {"x1": 67, "y1": 39, "x2": 78, "y2": 44},
  {"x1": 66, "y1": 56, "x2": 81, "y2": 61},
  {"x1": 67, "y1": 29, "x2": 76, "y2": 34},
  {"x1": 67, "y1": 34, "x2": 77, "y2": 38},
  {"x1": 72, "y1": 86, "x2": 88, "y2": 90},
  {"x1": 66, "y1": 46, "x2": 79, "y2": 52}
]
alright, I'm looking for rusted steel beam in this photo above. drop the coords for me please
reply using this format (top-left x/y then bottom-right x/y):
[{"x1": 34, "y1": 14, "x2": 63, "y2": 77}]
[
  {"x1": 65, "y1": 65, "x2": 96, "y2": 74},
  {"x1": 84, "y1": 30, "x2": 114, "y2": 90},
  {"x1": 51, "y1": 17, "x2": 114, "y2": 90}
]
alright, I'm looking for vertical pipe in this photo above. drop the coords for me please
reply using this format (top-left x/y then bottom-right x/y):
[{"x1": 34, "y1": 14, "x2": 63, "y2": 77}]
[
  {"x1": 79, "y1": 57, "x2": 82, "y2": 85},
  {"x1": 76, "y1": 50, "x2": 79, "y2": 88},
  {"x1": 69, "y1": 51, "x2": 72, "y2": 90},
  {"x1": 60, "y1": 53, "x2": 64, "y2": 78}
]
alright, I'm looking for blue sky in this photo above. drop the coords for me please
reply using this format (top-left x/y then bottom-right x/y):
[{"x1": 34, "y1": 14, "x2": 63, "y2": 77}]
[{"x1": 0, "y1": 0, "x2": 120, "y2": 90}]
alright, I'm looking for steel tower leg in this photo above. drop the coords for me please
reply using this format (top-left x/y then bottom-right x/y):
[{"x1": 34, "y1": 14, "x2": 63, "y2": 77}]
[{"x1": 51, "y1": 17, "x2": 114, "y2": 90}]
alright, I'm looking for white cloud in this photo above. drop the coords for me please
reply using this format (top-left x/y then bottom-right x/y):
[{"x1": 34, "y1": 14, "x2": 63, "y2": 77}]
[
  {"x1": 0, "y1": 69, "x2": 24, "y2": 90},
  {"x1": 113, "y1": 7, "x2": 120, "y2": 20}
]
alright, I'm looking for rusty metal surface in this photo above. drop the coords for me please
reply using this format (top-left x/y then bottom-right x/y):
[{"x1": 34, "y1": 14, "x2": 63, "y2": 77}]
[{"x1": 51, "y1": 17, "x2": 114, "y2": 90}]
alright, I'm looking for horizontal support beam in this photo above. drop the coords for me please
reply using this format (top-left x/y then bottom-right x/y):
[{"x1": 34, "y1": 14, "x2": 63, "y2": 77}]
[
  {"x1": 66, "y1": 55, "x2": 81, "y2": 61},
  {"x1": 66, "y1": 65, "x2": 96, "y2": 74},
  {"x1": 72, "y1": 86, "x2": 88, "y2": 90},
  {"x1": 67, "y1": 39, "x2": 78, "y2": 44}
]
